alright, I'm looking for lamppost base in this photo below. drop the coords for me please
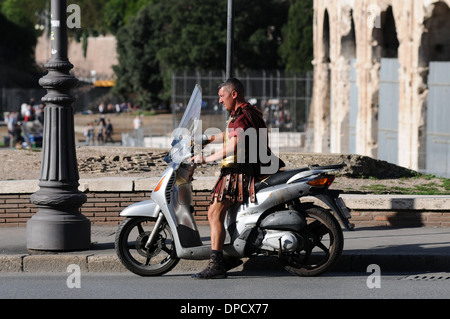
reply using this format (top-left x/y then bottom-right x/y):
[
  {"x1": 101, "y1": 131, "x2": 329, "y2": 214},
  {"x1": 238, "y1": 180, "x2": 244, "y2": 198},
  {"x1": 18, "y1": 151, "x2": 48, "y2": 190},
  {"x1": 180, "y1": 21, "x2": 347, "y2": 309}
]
[
  {"x1": 27, "y1": 0, "x2": 90, "y2": 252},
  {"x1": 27, "y1": 212, "x2": 91, "y2": 251}
]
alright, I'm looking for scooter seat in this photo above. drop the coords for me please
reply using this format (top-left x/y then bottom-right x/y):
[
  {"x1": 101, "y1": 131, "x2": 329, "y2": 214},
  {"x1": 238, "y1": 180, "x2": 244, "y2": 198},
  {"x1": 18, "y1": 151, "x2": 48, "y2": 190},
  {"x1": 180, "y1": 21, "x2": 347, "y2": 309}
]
[{"x1": 255, "y1": 167, "x2": 310, "y2": 191}]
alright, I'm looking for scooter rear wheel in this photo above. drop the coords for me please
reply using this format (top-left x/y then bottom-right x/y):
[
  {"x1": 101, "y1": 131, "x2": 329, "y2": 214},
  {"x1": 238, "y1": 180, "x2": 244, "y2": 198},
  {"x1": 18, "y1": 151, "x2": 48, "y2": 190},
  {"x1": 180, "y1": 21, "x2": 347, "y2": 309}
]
[
  {"x1": 115, "y1": 216, "x2": 179, "y2": 276},
  {"x1": 279, "y1": 206, "x2": 343, "y2": 276}
]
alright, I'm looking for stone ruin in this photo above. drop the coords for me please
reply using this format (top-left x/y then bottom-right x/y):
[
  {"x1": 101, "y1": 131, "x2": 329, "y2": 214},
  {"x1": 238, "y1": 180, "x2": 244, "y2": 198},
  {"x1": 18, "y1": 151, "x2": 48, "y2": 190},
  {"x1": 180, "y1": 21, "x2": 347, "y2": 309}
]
[{"x1": 308, "y1": 0, "x2": 450, "y2": 177}]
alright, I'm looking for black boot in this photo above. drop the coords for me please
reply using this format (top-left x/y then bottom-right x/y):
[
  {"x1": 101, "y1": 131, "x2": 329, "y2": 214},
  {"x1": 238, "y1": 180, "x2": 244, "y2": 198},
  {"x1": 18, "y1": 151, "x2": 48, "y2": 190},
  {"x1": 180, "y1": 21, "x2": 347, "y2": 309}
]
[
  {"x1": 192, "y1": 251, "x2": 227, "y2": 279},
  {"x1": 223, "y1": 257, "x2": 243, "y2": 271}
]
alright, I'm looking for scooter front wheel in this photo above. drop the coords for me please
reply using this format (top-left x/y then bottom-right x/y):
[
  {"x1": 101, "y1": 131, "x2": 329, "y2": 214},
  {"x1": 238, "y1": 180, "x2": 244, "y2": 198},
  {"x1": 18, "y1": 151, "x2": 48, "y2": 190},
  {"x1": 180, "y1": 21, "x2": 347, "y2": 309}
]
[{"x1": 115, "y1": 216, "x2": 179, "y2": 276}]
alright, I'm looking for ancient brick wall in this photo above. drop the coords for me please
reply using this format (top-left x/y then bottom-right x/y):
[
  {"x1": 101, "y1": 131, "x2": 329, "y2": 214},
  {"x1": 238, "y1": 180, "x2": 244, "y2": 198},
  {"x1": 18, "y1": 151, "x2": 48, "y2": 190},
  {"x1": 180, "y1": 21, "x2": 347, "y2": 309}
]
[{"x1": 1, "y1": 191, "x2": 449, "y2": 227}]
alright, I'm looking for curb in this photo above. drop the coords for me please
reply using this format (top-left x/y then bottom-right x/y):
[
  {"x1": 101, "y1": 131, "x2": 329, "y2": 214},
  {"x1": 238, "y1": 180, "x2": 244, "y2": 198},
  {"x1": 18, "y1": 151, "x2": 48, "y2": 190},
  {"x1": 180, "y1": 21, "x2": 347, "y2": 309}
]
[
  {"x1": 0, "y1": 254, "x2": 212, "y2": 273},
  {"x1": 2, "y1": 253, "x2": 449, "y2": 274}
]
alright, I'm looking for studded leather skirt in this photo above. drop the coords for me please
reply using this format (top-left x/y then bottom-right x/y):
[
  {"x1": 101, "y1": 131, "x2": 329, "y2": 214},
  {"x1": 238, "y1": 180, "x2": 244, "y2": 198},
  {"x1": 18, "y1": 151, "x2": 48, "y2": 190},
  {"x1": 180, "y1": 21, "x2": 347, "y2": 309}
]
[{"x1": 210, "y1": 166, "x2": 256, "y2": 204}]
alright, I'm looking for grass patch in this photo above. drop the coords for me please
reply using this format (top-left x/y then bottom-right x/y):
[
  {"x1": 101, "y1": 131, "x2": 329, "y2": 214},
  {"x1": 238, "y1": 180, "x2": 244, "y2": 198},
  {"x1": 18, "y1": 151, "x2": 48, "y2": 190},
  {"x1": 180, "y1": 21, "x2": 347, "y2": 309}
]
[
  {"x1": 442, "y1": 178, "x2": 450, "y2": 191},
  {"x1": 360, "y1": 176, "x2": 450, "y2": 195}
]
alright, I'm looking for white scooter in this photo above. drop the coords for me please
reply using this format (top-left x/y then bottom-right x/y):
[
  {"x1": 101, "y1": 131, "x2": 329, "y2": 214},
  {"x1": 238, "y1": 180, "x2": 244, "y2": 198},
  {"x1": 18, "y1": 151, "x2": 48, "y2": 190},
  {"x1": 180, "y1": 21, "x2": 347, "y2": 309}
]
[{"x1": 115, "y1": 85, "x2": 353, "y2": 277}]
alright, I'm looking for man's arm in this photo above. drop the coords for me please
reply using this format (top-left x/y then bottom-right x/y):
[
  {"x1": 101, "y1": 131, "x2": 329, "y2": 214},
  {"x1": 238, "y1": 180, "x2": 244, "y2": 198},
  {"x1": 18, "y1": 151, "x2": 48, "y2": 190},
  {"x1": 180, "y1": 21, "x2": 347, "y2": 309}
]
[
  {"x1": 192, "y1": 133, "x2": 237, "y2": 164},
  {"x1": 207, "y1": 132, "x2": 225, "y2": 144},
  {"x1": 204, "y1": 135, "x2": 237, "y2": 163}
]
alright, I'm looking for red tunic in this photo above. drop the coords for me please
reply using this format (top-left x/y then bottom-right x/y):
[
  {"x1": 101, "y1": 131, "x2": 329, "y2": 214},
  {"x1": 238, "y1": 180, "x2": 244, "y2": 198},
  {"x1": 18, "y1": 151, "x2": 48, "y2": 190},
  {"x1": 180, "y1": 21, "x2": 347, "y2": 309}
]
[
  {"x1": 211, "y1": 102, "x2": 266, "y2": 203},
  {"x1": 222, "y1": 102, "x2": 267, "y2": 168}
]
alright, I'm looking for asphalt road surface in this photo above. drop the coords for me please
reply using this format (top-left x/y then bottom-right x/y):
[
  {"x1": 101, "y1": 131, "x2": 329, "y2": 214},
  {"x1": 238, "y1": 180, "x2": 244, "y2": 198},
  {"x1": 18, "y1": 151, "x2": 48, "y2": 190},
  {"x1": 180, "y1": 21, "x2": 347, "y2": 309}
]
[{"x1": 1, "y1": 270, "x2": 449, "y2": 300}]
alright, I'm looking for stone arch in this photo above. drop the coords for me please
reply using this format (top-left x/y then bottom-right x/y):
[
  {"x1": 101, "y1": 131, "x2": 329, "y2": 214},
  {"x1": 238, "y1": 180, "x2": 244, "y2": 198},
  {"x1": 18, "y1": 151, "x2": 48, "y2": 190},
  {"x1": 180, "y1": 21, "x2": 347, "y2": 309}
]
[
  {"x1": 322, "y1": 9, "x2": 331, "y2": 63},
  {"x1": 375, "y1": 5, "x2": 401, "y2": 163},
  {"x1": 330, "y1": 8, "x2": 356, "y2": 153},
  {"x1": 321, "y1": 9, "x2": 331, "y2": 151},
  {"x1": 420, "y1": 1, "x2": 450, "y2": 67},
  {"x1": 360, "y1": 4, "x2": 400, "y2": 159},
  {"x1": 345, "y1": 10, "x2": 357, "y2": 154},
  {"x1": 311, "y1": 8, "x2": 332, "y2": 152},
  {"x1": 420, "y1": 1, "x2": 450, "y2": 175},
  {"x1": 341, "y1": 9, "x2": 356, "y2": 60},
  {"x1": 373, "y1": 5, "x2": 399, "y2": 59}
]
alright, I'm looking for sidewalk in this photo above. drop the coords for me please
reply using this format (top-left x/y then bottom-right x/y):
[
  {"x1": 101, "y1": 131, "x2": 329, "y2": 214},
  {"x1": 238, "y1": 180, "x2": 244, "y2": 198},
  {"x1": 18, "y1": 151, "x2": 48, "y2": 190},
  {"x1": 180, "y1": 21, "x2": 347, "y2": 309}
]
[{"x1": 1, "y1": 225, "x2": 450, "y2": 274}]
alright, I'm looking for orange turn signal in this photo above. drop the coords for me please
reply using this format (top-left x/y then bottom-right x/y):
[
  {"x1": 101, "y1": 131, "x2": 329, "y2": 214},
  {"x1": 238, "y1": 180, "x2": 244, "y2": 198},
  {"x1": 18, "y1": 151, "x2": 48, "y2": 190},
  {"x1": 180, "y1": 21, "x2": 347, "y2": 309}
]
[
  {"x1": 154, "y1": 175, "x2": 166, "y2": 192},
  {"x1": 307, "y1": 175, "x2": 335, "y2": 187}
]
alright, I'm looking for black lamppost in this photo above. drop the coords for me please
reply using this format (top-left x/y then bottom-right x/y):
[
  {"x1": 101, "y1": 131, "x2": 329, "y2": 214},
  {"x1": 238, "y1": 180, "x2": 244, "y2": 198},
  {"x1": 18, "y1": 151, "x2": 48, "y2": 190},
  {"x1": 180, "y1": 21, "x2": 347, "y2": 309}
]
[
  {"x1": 223, "y1": 0, "x2": 235, "y2": 125},
  {"x1": 27, "y1": 0, "x2": 90, "y2": 251},
  {"x1": 226, "y1": 0, "x2": 235, "y2": 80}
]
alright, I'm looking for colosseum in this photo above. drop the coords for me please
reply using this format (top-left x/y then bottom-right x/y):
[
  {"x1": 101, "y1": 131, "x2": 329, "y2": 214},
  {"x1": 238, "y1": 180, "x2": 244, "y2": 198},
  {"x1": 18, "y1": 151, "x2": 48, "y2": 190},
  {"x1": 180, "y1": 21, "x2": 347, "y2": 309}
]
[{"x1": 309, "y1": 0, "x2": 450, "y2": 177}]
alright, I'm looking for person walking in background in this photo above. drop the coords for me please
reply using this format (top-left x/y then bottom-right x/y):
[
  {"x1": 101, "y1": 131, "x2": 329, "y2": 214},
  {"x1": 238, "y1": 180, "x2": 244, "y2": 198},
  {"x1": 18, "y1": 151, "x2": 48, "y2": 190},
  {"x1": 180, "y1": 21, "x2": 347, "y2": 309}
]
[
  {"x1": 105, "y1": 119, "x2": 114, "y2": 143},
  {"x1": 133, "y1": 114, "x2": 143, "y2": 146},
  {"x1": 84, "y1": 122, "x2": 95, "y2": 146},
  {"x1": 12, "y1": 122, "x2": 24, "y2": 149},
  {"x1": 97, "y1": 118, "x2": 105, "y2": 145},
  {"x1": 6, "y1": 112, "x2": 17, "y2": 148},
  {"x1": 133, "y1": 114, "x2": 142, "y2": 130}
]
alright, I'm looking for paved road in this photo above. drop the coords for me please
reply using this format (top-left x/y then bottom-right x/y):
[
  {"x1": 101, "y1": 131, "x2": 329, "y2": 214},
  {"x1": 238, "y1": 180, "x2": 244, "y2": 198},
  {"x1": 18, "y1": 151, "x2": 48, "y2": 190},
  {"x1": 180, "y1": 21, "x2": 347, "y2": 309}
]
[
  {"x1": 1, "y1": 270, "x2": 449, "y2": 300},
  {"x1": 2, "y1": 226, "x2": 450, "y2": 274}
]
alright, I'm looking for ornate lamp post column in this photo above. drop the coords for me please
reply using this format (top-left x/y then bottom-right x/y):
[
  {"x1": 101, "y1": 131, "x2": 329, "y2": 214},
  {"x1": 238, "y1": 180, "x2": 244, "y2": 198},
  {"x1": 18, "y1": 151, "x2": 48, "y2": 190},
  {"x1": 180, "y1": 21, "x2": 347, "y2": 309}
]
[
  {"x1": 27, "y1": 0, "x2": 90, "y2": 251},
  {"x1": 226, "y1": 0, "x2": 235, "y2": 80}
]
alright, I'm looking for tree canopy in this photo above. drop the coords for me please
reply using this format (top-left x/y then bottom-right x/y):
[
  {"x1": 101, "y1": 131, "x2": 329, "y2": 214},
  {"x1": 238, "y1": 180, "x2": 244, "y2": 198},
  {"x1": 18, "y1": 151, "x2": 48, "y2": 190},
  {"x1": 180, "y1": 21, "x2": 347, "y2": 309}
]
[
  {"x1": 113, "y1": 0, "x2": 293, "y2": 108},
  {"x1": 113, "y1": 4, "x2": 164, "y2": 108},
  {"x1": 0, "y1": 0, "x2": 313, "y2": 98},
  {"x1": 0, "y1": 0, "x2": 46, "y2": 87},
  {"x1": 103, "y1": 0, "x2": 156, "y2": 35},
  {"x1": 279, "y1": 0, "x2": 314, "y2": 72}
]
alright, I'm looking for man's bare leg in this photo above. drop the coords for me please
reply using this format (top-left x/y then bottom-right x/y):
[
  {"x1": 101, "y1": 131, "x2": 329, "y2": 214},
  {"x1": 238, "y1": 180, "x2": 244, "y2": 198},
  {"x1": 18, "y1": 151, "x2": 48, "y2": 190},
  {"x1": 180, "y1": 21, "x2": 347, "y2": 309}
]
[
  {"x1": 208, "y1": 198, "x2": 231, "y2": 251},
  {"x1": 192, "y1": 198, "x2": 231, "y2": 279}
]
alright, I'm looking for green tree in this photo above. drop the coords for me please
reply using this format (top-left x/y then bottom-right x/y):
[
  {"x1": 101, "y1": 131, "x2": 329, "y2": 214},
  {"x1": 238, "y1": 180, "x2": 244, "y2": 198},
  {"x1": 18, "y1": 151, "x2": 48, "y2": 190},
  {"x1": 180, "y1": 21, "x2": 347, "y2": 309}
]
[
  {"x1": 66, "y1": 0, "x2": 109, "y2": 57},
  {"x1": 0, "y1": 0, "x2": 113, "y2": 58},
  {"x1": 156, "y1": 0, "x2": 227, "y2": 71},
  {"x1": 0, "y1": 0, "x2": 48, "y2": 29},
  {"x1": 279, "y1": 0, "x2": 313, "y2": 72},
  {"x1": 103, "y1": 0, "x2": 155, "y2": 35},
  {"x1": 156, "y1": 0, "x2": 288, "y2": 71},
  {"x1": 0, "y1": 1, "x2": 46, "y2": 87},
  {"x1": 113, "y1": 5, "x2": 164, "y2": 109},
  {"x1": 113, "y1": 0, "x2": 290, "y2": 109},
  {"x1": 233, "y1": 0, "x2": 289, "y2": 70},
  {"x1": 154, "y1": 0, "x2": 228, "y2": 100}
]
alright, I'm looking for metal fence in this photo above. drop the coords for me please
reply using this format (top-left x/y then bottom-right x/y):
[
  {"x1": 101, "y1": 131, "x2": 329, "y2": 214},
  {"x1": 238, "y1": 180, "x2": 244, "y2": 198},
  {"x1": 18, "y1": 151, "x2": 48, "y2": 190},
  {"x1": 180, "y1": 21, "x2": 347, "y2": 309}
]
[
  {"x1": 171, "y1": 70, "x2": 313, "y2": 132},
  {"x1": 0, "y1": 86, "x2": 114, "y2": 117},
  {"x1": 0, "y1": 88, "x2": 46, "y2": 116}
]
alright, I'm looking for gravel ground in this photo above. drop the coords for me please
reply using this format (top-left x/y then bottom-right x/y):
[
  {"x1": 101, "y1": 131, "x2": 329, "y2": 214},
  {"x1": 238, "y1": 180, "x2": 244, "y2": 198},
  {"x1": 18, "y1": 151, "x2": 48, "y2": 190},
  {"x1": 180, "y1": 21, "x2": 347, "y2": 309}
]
[{"x1": 0, "y1": 146, "x2": 448, "y2": 194}]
